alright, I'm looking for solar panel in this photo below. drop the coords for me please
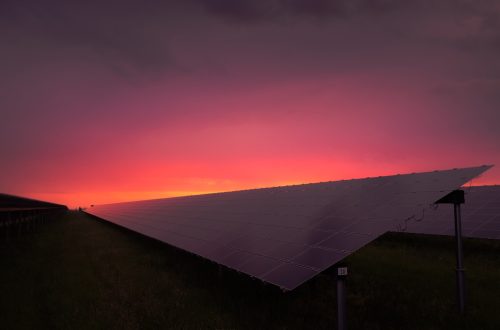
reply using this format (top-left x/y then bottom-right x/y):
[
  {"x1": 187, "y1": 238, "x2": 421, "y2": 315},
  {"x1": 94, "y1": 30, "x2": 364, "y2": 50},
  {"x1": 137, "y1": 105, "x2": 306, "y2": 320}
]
[
  {"x1": 404, "y1": 185, "x2": 500, "y2": 239},
  {"x1": 85, "y1": 165, "x2": 491, "y2": 290}
]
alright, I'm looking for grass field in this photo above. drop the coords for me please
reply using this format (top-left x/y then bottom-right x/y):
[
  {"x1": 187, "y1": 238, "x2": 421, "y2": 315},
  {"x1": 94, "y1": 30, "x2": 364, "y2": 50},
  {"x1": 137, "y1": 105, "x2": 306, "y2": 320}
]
[{"x1": 1, "y1": 211, "x2": 500, "y2": 329}]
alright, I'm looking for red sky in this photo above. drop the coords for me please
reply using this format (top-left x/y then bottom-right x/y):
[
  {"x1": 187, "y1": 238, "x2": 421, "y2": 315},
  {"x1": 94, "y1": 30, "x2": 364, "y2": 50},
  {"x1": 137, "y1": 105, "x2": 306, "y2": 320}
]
[{"x1": 1, "y1": 0, "x2": 500, "y2": 208}]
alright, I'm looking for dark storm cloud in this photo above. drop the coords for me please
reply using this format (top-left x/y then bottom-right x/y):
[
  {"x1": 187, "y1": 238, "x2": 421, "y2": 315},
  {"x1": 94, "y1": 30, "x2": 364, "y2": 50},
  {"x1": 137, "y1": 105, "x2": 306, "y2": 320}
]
[
  {"x1": 1, "y1": 0, "x2": 177, "y2": 79},
  {"x1": 193, "y1": 0, "x2": 401, "y2": 21},
  {"x1": 3, "y1": 0, "x2": 500, "y2": 80},
  {"x1": 193, "y1": 0, "x2": 500, "y2": 53},
  {"x1": 192, "y1": 0, "x2": 498, "y2": 21}
]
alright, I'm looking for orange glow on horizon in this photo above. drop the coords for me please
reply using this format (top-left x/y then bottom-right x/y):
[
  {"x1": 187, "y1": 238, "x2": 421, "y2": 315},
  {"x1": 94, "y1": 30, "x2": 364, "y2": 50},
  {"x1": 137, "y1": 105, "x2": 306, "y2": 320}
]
[
  {"x1": 3, "y1": 72, "x2": 499, "y2": 209},
  {"x1": 21, "y1": 163, "x2": 496, "y2": 209},
  {"x1": 2, "y1": 1, "x2": 500, "y2": 216}
]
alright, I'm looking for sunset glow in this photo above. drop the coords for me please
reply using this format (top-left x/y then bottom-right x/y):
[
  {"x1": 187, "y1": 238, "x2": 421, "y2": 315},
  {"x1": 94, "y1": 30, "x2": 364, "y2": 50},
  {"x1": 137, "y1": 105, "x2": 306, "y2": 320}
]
[{"x1": 2, "y1": 1, "x2": 500, "y2": 208}]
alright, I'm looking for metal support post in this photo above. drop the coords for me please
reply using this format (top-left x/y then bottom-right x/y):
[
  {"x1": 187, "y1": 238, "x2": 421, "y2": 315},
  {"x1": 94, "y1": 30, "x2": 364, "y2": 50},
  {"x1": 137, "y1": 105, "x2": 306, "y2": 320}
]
[
  {"x1": 454, "y1": 203, "x2": 465, "y2": 313},
  {"x1": 436, "y1": 189, "x2": 466, "y2": 313},
  {"x1": 337, "y1": 265, "x2": 348, "y2": 330}
]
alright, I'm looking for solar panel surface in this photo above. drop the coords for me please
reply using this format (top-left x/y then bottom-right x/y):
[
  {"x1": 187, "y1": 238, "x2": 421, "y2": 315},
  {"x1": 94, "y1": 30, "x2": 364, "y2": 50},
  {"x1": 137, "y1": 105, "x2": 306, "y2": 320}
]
[
  {"x1": 85, "y1": 165, "x2": 491, "y2": 290},
  {"x1": 405, "y1": 185, "x2": 500, "y2": 239}
]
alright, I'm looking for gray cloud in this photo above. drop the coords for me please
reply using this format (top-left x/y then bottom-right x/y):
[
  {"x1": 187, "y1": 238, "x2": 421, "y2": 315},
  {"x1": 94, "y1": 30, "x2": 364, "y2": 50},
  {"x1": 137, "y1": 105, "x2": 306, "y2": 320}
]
[
  {"x1": 3, "y1": 0, "x2": 500, "y2": 81},
  {"x1": 1, "y1": 0, "x2": 177, "y2": 80},
  {"x1": 193, "y1": 0, "x2": 500, "y2": 53},
  {"x1": 192, "y1": 0, "x2": 402, "y2": 21}
]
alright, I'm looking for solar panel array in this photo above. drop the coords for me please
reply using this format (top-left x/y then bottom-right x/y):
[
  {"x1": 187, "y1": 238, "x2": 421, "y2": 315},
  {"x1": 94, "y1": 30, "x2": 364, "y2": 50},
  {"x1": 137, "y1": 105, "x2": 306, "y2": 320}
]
[
  {"x1": 85, "y1": 165, "x2": 491, "y2": 290},
  {"x1": 0, "y1": 193, "x2": 67, "y2": 210},
  {"x1": 405, "y1": 185, "x2": 500, "y2": 239}
]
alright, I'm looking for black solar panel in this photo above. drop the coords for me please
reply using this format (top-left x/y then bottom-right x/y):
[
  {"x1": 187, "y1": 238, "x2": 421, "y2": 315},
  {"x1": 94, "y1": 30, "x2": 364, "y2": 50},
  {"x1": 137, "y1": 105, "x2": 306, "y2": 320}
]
[{"x1": 85, "y1": 165, "x2": 491, "y2": 290}]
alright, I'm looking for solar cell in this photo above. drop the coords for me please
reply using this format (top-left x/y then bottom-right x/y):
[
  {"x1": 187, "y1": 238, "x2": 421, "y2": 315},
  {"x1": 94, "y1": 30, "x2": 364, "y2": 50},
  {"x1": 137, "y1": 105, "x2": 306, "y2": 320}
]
[{"x1": 85, "y1": 165, "x2": 491, "y2": 290}]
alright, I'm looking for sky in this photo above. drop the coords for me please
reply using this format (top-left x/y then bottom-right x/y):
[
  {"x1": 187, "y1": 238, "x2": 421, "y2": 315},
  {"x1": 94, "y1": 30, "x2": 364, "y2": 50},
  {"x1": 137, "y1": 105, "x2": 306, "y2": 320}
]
[{"x1": 1, "y1": 0, "x2": 499, "y2": 208}]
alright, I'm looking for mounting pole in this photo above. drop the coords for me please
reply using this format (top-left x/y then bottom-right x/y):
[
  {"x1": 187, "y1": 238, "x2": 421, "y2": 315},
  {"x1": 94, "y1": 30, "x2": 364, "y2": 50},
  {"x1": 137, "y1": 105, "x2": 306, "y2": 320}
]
[
  {"x1": 454, "y1": 202, "x2": 465, "y2": 313},
  {"x1": 436, "y1": 189, "x2": 465, "y2": 313},
  {"x1": 336, "y1": 264, "x2": 348, "y2": 330}
]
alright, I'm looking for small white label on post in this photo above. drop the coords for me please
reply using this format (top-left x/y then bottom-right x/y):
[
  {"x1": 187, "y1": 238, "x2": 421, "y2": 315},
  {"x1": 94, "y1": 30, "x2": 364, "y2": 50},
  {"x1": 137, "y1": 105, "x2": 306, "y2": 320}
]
[{"x1": 338, "y1": 267, "x2": 348, "y2": 276}]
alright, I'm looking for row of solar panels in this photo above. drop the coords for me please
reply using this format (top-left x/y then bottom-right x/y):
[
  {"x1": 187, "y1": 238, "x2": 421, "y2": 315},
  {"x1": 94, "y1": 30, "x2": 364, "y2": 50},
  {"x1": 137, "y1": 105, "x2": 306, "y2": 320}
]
[
  {"x1": 406, "y1": 185, "x2": 500, "y2": 239},
  {"x1": 0, "y1": 193, "x2": 67, "y2": 210},
  {"x1": 85, "y1": 165, "x2": 495, "y2": 290}
]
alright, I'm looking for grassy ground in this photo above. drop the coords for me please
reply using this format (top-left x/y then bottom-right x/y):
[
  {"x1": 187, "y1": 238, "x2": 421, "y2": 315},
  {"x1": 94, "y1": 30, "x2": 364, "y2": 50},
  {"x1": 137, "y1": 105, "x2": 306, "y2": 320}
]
[{"x1": 1, "y1": 211, "x2": 500, "y2": 330}]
